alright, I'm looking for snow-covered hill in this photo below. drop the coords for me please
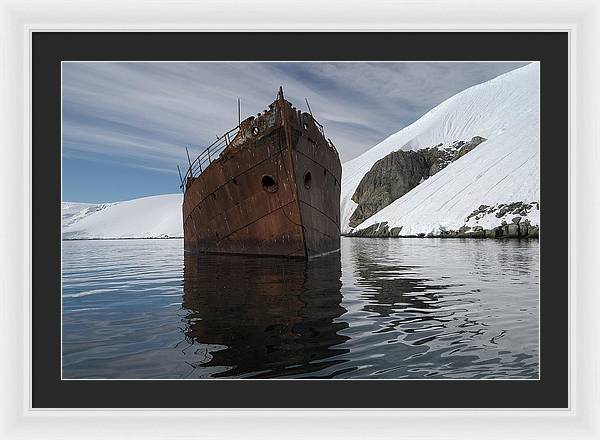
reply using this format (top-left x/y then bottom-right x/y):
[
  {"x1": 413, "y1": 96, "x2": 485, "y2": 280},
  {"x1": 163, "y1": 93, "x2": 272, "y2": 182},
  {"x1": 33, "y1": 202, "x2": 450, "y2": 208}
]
[
  {"x1": 62, "y1": 201, "x2": 118, "y2": 229},
  {"x1": 341, "y1": 62, "x2": 540, "y2": 236},
  {"x1": 62, "y1": 194, "x2": 183, "y2": 239}
]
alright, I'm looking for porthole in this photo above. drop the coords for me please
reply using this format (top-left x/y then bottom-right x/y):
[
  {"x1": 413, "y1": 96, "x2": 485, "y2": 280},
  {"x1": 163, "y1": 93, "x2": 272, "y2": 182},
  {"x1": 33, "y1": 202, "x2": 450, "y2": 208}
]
[
  {"x1": 304, "y1": 171, "x2": 312, "y2": 189},
  {"x1": 252, "y1": 126, "x2": 260, "y2": 136},
  {"x1": 261, "y1": 175, "x2": 278, "y2": 193}
]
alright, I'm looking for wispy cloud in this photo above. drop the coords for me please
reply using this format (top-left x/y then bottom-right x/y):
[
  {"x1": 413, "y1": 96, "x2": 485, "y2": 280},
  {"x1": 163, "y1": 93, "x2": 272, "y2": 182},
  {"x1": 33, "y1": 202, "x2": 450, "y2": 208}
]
[{"x1": 62, "y1": 61, "x2": 528, "y2": 171}]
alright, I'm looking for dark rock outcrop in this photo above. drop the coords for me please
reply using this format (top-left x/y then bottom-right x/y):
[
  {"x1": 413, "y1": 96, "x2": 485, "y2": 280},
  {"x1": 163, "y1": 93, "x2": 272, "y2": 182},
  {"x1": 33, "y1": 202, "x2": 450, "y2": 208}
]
[
  {"x1": 451, "y1": 136, "x2": 486, "y2": 162},
  {"x1": 464, "y1": 201, "x2": 539, "y2": 223},
  {"x1": 348, "y1": 220, "x2": 539, "y2": 239},
  {"x1": 419, "y1": 144, "x2": 455, "y2": 176},
  {"x1": 349, "y1": 151, "x2": 429, "y2": 227},
  {"x1": 349, "y1": 136, "x2": 486, "y2": 227},
  {"x1": 348, "y1": 222, "x2": 404, "y2": 237}
]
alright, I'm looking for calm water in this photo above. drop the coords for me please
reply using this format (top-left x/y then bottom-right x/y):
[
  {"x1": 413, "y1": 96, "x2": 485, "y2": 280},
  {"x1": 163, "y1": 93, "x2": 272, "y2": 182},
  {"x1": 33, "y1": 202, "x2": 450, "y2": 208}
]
[{"x1": 62, "y1": 238, "x2": 539, "y2": 379}]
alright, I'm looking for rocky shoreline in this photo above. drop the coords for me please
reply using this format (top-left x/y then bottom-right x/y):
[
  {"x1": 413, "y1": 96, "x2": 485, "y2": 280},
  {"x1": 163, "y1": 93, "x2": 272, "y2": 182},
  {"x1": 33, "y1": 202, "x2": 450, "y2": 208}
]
[{"x1": 347, "y1": 217, "x2": 539, "y2": 239}]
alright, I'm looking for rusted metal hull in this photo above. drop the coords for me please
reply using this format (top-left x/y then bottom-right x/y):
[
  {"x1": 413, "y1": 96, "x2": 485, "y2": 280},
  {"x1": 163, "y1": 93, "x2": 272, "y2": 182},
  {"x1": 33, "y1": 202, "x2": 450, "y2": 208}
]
[{"x1": 182, "y1": 92, "x2": 341, "y2": 259}]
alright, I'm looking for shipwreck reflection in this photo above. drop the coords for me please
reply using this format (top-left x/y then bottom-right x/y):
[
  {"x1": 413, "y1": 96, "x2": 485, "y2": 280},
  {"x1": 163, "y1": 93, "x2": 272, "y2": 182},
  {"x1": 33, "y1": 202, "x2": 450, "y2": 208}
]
[
  {"x1": 351, "y1": 251, "x2": 456, "y2": 317},
  {"x1": 182, "y1": 252, "x2": 349, "y2": 378},
  {"x1": 344, "y1": 239, "x2": 494, "y2": 369}
]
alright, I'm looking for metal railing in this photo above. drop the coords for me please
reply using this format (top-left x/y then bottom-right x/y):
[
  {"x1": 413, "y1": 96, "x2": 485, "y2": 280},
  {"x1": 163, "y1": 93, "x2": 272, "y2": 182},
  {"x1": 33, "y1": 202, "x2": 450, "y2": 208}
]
[
  {"x1": 179, "y1": 125, "x2": 240, "y2": 190},
  {"x1": 178, "y1": 103, "x2": 328, "y2": 191},
  {"x1": 311, "y1": 116, "x2": 325, "y2": 137}
]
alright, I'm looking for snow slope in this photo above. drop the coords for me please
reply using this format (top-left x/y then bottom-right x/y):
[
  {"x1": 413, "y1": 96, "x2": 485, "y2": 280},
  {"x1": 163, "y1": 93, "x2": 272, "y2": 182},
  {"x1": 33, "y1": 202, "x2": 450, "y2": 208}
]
[
  {"x1": 341, "y1": 63, "x2": 540, "y2": 235},
  {"x1": 62, "y1": 194, "x2": 183, "y2": 239},
  {"x1": 62, "y1": 202, "x2": 117, "y2": 229}
]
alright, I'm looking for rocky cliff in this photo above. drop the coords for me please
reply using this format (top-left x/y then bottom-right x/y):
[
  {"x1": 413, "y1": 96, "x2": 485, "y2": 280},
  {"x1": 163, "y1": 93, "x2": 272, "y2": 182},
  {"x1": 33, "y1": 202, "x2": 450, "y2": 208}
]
[{"x1": 348, "y1": 136, "x2": 486, "y2": 227}]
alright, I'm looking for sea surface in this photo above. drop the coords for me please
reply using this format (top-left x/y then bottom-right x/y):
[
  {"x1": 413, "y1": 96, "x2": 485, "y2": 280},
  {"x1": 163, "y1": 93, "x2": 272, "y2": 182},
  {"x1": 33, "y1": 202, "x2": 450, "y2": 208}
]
[{"x1": 62, "y1": 238, "x2": 539, "y2": 379}]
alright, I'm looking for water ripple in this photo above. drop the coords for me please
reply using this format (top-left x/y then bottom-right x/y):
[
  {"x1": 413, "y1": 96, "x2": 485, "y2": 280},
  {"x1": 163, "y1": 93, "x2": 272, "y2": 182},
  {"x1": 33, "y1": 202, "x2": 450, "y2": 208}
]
[{"x1": 62, "y1": 237, "x2": 539, "y2": 379}]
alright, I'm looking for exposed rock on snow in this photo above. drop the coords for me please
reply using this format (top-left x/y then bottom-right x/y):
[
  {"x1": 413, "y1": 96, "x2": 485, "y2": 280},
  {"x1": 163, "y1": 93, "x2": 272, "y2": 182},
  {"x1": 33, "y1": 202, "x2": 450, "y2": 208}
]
[
  {"x1": 342, "y1": 62, "x2": 540, "y2": 237},
  {"x1": 419, "y1": 142, "x2": 458, "y2": 176},
  {"x1": 348, "y1": 204, "x2": 539, "y2": 238},
  {"x1": 451, "y1": 136, "x2": 486, "y2": 162},
  {"x1": 348, "y1": 136, "x2": 486, "y2": 227},
  {"x1": 349, "y1": 150, "x2": 429, "y2": 227}
]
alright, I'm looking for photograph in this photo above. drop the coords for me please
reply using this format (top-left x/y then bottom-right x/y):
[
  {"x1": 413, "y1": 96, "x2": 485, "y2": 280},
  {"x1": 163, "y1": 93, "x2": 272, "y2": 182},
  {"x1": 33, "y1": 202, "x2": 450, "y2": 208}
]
[{"x1": 61, "y1": 60, "x2": 540, "y2": 380}]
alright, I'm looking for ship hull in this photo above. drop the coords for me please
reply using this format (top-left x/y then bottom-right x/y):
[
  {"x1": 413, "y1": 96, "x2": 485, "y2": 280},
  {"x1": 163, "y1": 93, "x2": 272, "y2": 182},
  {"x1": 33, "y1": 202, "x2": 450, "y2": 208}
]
[{"x1": 182, "y1": 96, "x2": 341, "y2": 259}]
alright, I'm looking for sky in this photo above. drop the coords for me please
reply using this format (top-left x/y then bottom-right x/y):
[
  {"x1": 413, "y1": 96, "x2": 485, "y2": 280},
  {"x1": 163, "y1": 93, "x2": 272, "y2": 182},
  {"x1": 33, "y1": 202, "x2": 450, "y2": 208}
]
[{"x1": 62, "y1": 61, "x2": 528, "y2": 203}]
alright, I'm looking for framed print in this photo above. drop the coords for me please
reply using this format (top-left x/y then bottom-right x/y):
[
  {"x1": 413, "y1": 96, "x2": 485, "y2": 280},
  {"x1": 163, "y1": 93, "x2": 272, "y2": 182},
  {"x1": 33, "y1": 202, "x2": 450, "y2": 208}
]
[
  {"x1": 31, "y1": 31, "x2": 566, "y2": 408},
  {"x1": 1, "y1": 0, "x2": 599, "y2": 439}
]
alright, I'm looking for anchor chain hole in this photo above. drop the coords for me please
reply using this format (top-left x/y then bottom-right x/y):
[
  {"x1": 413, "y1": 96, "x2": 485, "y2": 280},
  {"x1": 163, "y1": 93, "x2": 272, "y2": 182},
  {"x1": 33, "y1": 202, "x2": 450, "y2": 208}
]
[{"x1": 261, "y1": 175, "x2": 278, "y2": 193}]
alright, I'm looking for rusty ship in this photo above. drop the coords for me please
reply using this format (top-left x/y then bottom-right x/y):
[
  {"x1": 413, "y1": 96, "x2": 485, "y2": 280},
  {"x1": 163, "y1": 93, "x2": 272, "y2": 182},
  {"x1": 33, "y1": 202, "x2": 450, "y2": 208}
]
[{"x1": 180, "y1": 88, "x2": 342, "y2": 259}]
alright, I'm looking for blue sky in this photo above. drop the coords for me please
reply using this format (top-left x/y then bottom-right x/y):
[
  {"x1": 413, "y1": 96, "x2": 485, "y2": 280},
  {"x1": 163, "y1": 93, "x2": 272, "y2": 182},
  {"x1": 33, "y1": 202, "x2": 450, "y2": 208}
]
[{"x1": 62, "y1": 61, "x2": 528, "y2": 203}]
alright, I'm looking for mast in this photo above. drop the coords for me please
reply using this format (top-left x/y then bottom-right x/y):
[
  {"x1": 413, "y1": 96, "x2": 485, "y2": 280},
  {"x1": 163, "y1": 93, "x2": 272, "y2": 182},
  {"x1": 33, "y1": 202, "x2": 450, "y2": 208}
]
[{"x1": 305, "y1": 97, "x2": 314, "y2": 118}]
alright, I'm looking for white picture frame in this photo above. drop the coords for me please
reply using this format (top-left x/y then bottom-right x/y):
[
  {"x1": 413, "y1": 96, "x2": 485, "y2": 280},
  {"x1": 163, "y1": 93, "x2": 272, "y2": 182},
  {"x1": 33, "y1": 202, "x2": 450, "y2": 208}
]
[{"x1": 1, "y1": 0, "x2": 597, "y2": 438}]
